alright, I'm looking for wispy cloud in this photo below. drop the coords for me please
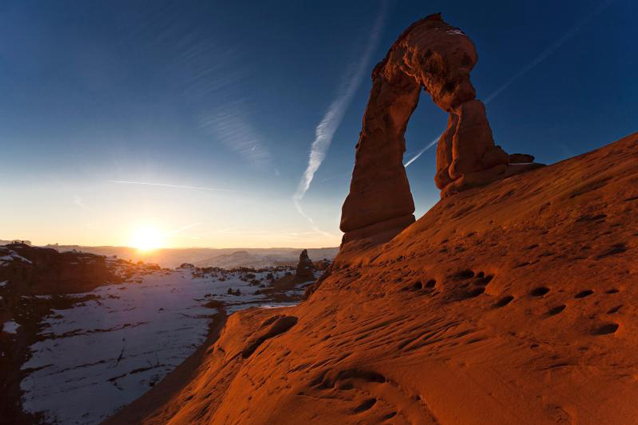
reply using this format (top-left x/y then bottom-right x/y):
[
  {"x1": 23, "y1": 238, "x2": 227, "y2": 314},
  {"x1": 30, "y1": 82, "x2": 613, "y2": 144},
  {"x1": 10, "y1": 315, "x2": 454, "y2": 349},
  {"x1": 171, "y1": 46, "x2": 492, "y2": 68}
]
[
  {"x1": 405, "y1": 0, "x2": 615, "y2": 168},
  {"x1": 292, "y1": 202, "x2": 336, "y2": 238},
  {"x1": 135, "y1": 15, "x2": 272, "y2": 171},
  {"x1": 135, "y1": 12, "x2": 245, "y2": 100},
  {"x1": 109, "y1": 180, "x2": 232, "y2": 192},
  {"x1": 293, "y1": 0, "x2": 388, "y2": 230},
  {"x1": 175, "y1": 40, "x2": 245, "y2": 100},
  {"x1": 73, "y1": 195, "x2": 94, "y2": 212},
  {"x1": 199, "y1": 102, "x2": 273, "y2": 169},
  {"x1": 169, "y1": 222, "x2": 201, "y2": 234}
]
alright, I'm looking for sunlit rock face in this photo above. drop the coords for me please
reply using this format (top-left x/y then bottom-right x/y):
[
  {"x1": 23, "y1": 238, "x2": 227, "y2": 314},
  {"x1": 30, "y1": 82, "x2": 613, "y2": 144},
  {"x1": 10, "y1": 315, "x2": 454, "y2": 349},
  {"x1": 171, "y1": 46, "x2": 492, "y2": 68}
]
[
  {"x1": 111, "y1": 133, "x2": 638, "y2": 425},
  {"x1": 340, "y1": 13, "x2": 541, "y2": 243}
]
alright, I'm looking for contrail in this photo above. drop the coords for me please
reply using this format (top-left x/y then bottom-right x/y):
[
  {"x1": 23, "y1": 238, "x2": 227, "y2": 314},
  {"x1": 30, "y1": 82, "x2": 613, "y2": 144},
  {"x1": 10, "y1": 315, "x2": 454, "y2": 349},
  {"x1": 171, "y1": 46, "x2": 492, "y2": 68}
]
[
  {"x1": 109, "y1": 180, "x2": 232, "y2": 192},
  {"x1": 405, "y1": 0, "x2": 615, "y2": 168},
  {"x1": 485, "y1": 0, "x2": 615, "y2": 105},
  {"x1": 293, "y1": 0, "x2": 388, "y2": 230},
  {"x1": 73, "y1": 195, "x2": 95, "y2": 212},
  {"x1": 169, "y1": 223, "x2": 201, "y2": 234},
  {"x1": 404, "y1": 136, "x2": 440, "y2": 167},
  {"x1": 292, "y1": 201, "x2": 335, "y2": 238}
]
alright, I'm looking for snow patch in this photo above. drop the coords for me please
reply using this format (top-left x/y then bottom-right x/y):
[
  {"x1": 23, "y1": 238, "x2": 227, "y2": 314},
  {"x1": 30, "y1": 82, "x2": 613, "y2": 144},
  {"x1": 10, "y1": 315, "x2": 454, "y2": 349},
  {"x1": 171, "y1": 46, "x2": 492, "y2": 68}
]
[
  {"x1": 19, "y1": 268, "x2": 297, "y2": 425},
  {"x1": 3, "y1": 320, "x2": 20, "y2": 334},
  {"x1": 0, "y1": 249, "x2": 33, "y2": 266}
]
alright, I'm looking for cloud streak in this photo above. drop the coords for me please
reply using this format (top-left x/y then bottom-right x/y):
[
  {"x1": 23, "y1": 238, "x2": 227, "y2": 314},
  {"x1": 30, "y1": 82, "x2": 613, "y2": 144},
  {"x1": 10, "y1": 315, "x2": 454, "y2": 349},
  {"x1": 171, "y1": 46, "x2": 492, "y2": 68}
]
[
  {"x1": 199, "y1": 102, "x2": 273, "y2": 169},
  {"x1": 136, "y1": 15, "x2": 272, "y2": 171},
  {"x1": 404, "y1": 135, "x2": 440, "y2": 167},
  {"x1": 73, "y1": 195, "x2": 94, "y2": 212},
  {"x1": 293, "y1": 0, "x2": 388, "y2": 232},
  {"x1": 169, "y1": 222, "x2": 202, "y2": 234},
  {"x1": 405, "y1": 0, "x2": 615, "y2": 168}
]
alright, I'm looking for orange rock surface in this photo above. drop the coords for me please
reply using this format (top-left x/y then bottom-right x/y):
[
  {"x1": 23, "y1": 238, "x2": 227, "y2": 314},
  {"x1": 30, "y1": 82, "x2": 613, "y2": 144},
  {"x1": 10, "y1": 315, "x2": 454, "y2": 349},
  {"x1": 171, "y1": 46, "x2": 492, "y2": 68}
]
[
  {"x1": 108, "y1": 132, "x2": 638, "y2": 424},
  {"x1": 341, "y1": 14, "x2": 542, "y2": 243}
]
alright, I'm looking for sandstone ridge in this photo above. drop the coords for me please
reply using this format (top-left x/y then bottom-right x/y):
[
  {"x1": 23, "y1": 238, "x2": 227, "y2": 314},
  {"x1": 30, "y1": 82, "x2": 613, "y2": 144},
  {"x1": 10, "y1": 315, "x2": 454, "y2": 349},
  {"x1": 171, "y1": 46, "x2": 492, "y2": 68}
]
[{"x1": 106, "y1": 131, "x2": 638, "y2": 424}]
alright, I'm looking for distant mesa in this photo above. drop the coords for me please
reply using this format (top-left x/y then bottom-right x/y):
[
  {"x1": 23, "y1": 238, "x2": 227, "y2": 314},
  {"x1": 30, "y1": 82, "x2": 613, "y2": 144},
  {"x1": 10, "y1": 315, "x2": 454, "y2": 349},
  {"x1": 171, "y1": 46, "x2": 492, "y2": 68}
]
[
  {"x1": 341, "y1": 13, "x2": 543, "y2": 243},
  {"x1": 194, "y1": 248, "x2": 338, "y2": 270},
  {"x1": 0, "y1": 239, "x2": 32, "y2": 246},
  {"x1": 0, "y1": 242, "x2": 119, "y2": 294},
  {"x1": 33, "y1": 245, "x2": 338, "y2": 269}
]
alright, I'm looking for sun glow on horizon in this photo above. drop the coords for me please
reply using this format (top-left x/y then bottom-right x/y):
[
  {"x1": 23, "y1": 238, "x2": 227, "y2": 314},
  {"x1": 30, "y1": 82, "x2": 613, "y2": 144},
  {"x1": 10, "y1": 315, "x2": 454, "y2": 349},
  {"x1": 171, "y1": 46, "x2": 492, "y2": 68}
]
[{"x1": 129, "y1": 225, "x2": 165, "y2": 253}]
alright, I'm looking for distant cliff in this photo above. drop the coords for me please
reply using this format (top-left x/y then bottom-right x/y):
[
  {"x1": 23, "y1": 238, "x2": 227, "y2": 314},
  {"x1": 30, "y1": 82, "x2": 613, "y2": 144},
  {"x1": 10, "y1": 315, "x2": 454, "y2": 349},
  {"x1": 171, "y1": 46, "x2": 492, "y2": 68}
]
[{"x1": 40, "y1": 245, "x2": 338, "y2": 269}]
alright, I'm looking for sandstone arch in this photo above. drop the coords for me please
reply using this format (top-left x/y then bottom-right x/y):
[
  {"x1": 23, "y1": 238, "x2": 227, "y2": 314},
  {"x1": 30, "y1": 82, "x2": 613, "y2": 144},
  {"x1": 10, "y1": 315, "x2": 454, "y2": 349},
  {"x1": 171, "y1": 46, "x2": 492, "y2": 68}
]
[{"x1": 341, "y1": 14, "x2": 541, "y2": 243}]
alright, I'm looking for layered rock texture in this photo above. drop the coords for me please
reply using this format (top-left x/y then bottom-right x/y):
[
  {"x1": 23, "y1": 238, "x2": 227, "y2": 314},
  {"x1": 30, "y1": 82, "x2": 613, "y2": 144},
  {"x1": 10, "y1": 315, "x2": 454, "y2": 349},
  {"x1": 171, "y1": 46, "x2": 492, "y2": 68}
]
[
  {"x1": 107, "y1": 132, "x2": 638, "y2": 424},
  {"x1": 341, "y1": 14, "x2": 542, "y2": 243}
]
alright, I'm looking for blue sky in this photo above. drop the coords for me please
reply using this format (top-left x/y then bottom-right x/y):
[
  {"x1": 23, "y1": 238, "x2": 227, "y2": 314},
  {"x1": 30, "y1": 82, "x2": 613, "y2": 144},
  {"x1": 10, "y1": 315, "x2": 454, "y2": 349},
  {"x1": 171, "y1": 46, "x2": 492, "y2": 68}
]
[{"x1": 0, "y1": 0, "x2": 636, "y2": 248}]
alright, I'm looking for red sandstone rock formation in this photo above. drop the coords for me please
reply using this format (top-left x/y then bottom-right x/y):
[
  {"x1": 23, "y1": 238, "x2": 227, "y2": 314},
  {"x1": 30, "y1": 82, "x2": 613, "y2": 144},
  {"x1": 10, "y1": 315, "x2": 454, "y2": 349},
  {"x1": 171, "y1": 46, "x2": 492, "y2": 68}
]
[
  {"x1": 341, "y1": 13, "x2": 542, "y2": 243},
  {"x1": 106, "y1": 132, "x2": 638, "y2": 425}
]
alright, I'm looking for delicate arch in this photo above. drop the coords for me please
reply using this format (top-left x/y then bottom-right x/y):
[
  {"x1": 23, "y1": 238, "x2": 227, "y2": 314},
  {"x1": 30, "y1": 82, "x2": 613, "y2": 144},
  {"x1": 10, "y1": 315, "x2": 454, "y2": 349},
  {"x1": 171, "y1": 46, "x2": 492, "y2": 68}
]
[{"x1": 340, "y1": 14, "x2": 541, "y2": 243}]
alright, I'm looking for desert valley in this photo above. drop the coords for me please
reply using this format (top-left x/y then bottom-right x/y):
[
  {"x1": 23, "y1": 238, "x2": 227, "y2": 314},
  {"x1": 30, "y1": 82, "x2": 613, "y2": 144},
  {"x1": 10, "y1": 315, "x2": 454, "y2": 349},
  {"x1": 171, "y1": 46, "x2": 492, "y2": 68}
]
[
  {"x1": 1, "y1": 1, "x2": 636, "y2": 424},
  {"x1": 1, "y1": 244, "x2": 330, "y2": 423}
]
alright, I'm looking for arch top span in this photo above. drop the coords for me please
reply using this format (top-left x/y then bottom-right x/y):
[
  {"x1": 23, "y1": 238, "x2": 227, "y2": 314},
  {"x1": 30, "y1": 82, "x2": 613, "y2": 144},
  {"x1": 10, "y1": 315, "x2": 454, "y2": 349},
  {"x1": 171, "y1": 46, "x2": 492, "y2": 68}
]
[{"x1": 340, "y1": 13, "x2": 542, "y2": 244}]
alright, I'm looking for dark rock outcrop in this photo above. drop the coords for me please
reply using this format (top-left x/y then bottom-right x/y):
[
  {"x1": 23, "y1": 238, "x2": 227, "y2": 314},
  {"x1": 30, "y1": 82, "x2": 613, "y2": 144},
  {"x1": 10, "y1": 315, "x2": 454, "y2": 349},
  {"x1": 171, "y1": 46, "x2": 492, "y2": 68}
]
[
  {"x1": 340, "y1": 13, "x2": 542, "y2": 243},
  {"x1": 294, "y1": 249, "x2": 315, "y2": 283},
  {"x1": 0, "y1": 243, "x2": 119, "y2": 295}
]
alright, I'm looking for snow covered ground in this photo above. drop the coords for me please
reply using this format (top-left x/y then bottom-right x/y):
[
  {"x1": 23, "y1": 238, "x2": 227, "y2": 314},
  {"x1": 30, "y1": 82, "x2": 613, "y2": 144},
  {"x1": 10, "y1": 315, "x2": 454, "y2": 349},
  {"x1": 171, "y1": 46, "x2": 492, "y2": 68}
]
[
  {"x1": 19, "y1": 267, "x2": 298, "y2": 425},
  {"x1": 0, "y1": 247, "x2": 33, "y2": 266},
  {"x1": 2, "y1": 319, "x2": 19, "y2": 334}
]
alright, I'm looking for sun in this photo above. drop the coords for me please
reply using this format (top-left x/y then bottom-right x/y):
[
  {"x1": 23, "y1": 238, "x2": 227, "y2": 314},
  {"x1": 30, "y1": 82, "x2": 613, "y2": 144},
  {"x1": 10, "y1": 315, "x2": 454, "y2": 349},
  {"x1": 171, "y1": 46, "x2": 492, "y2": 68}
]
[{"x1": 129, "y1": 225, "x2": 165, "y2": 253}]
